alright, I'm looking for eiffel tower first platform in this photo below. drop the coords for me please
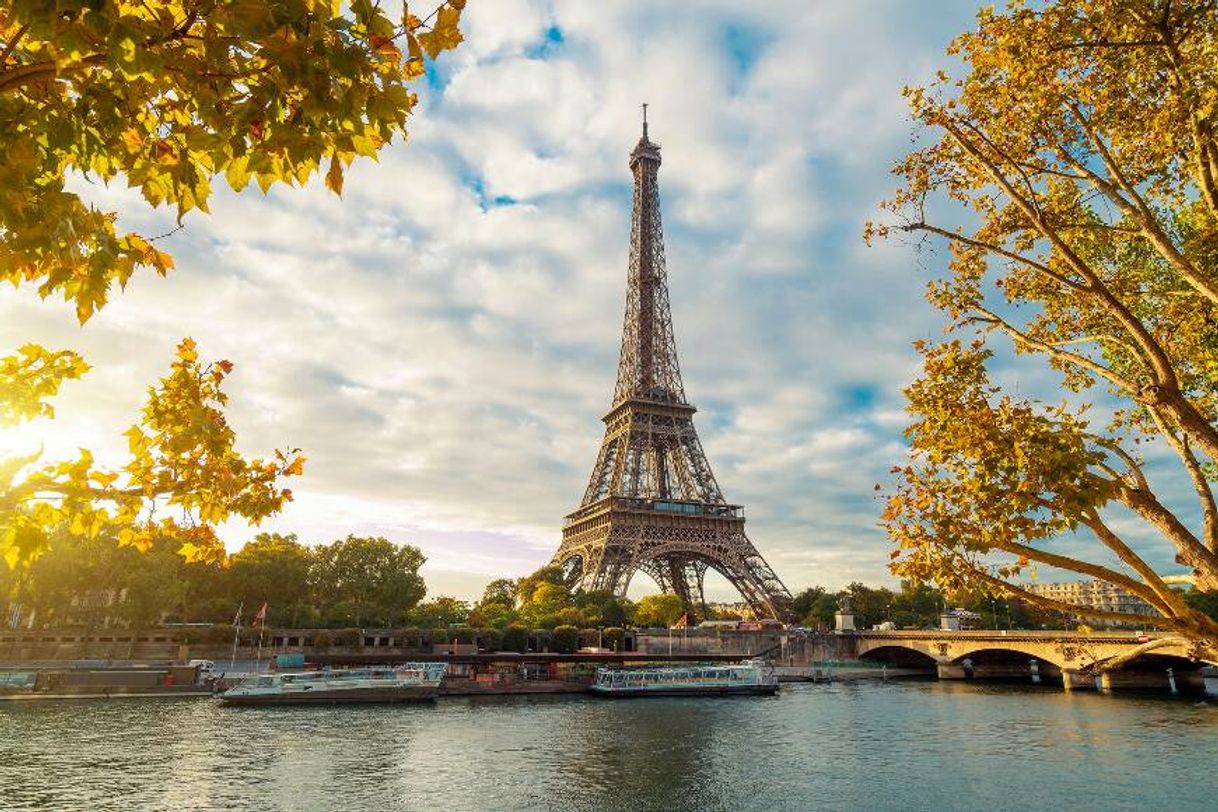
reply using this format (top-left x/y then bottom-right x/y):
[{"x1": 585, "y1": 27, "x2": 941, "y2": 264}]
[{"x1": 552, "y1": 113, "x2": 794, "y2": 621}]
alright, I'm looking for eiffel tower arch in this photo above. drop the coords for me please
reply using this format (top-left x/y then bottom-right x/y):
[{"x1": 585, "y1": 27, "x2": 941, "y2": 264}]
[{"x1": 552, "y1": 112, "x2": 794, "y2": 621}]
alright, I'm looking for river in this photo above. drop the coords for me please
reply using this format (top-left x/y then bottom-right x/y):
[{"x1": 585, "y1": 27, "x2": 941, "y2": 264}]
[{"x1": 1, "y1": 681, "x2": 1213, "y2": 811}]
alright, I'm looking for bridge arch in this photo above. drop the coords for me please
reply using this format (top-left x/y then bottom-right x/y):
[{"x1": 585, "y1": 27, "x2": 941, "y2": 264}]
[
  {"x1": 857, "y1": 645, "x2": 938, "y2": 668},
  {"x1": 950, "y1": 644, "x2": 1070, "y2": 670}
]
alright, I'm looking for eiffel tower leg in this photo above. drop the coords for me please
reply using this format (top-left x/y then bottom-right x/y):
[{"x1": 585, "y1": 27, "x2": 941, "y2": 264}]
[
  {"x1": 665, "y1": 558, "x2": 696, "y2": 607},
  {"x1": 711, "y1": 552, "x2": 794, "y2": 622},
  {"x1": 677, "y1": 559, "x2": 708, "y2": 621},
  {"x1": 636, "y1": 558, "x2": 672, "y2": 594}
]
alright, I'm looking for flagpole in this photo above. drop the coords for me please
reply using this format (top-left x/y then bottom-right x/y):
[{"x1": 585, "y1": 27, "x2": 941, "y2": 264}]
[
  {"x1": 255, "y1": 623, "x2": 265, "y2": 671},
  {"x1": 230, "y1": 601, "x2": 243, "y2": 672}
]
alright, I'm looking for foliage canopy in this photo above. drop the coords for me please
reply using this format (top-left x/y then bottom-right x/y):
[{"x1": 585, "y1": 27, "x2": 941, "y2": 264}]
[
  {"x1": 0, "y1": 0, "x2": 466, "y2": 321},
  {"x1": 870, "y1": 0, "x2": 1218, "y2": 661}
]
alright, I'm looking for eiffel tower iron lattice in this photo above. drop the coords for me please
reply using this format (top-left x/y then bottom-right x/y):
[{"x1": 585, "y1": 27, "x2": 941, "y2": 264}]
[{"x1": 552, "y1": 114, "x2": 794, "y2": 621}]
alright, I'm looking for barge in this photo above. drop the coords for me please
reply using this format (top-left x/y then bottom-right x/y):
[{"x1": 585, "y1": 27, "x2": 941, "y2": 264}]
[
  {"x1": 221, "y1": 663, "x2": 447, "y2": 706},
  {"x1": 590, "y1": 659, "x2": 779, "y2": 697}
]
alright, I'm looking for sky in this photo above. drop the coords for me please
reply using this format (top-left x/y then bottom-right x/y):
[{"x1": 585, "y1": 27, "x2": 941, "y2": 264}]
[{"x1": 6, "y1": 0, "x2": 1165, "y2": 603}]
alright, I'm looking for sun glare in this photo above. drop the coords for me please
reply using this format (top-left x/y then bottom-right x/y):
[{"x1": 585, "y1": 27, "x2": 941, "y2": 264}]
[{"x1": 0, "y1": 419, "x2": 52, "y2": 460}]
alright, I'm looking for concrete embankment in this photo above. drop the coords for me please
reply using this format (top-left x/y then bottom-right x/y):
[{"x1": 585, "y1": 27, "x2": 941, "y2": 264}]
[{"x1": 772, "y1": 664, "x2": 932, "y2": 683}]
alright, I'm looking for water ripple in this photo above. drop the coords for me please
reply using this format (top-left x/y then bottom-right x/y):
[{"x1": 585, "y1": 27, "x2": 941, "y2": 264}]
[{"x1": 0, "y1": 682, "x2": 1212, "y2": 811}]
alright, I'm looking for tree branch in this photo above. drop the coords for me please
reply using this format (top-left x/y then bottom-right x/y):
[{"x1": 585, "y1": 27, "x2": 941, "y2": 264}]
[
  {"x1": 0, "y1": 54, "x2": 107, "y2": 94},
  {"x1": 964, "y1": 562, "x2": 1180, "y2": 628},
  {"x1": 1078, "y1": 508, "x2": 1190, "y2": 618},
  {"x1": 1147, "y1": 408, "x2": 1218, "y2": 554},
  {"x1": 1085, "y1": 636, "x2": 1199, "y2": 673},
  {"x1": 985, "y1": 535, "x2": 1169, "y2": 613},
  {"x1": 1, "y1": 23, "x2": 29, "y2": 65},
  {"x1": 969, "y1": 306, "x2": 1138, "y2": 392},
  {"x1": 1094, "y1": 439, "x2": 1149, "y2": 492},
  {"x1": 1067, "y1": 103, "x2": 1218, "y2": 305},
  {"x1": 939, "y1": 117, "x2": 1181, "y2": 388},
  {"x1": 899, "y1": 221, "x2": 1088, "y2": 292}
]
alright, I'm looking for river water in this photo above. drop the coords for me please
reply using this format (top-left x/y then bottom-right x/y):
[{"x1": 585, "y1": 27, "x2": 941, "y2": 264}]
[{"x1": 1, "y1": 681, "x2": 1213, "y2": 811}]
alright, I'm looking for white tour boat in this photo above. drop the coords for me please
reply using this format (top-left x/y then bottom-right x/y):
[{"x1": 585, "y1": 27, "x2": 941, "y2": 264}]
[
  {"x1": 220, "y1": 663, "x2": 447, "y2": 706},
  {"x1": 590, "y1": 659, "x2": 778, "y2": 697}
]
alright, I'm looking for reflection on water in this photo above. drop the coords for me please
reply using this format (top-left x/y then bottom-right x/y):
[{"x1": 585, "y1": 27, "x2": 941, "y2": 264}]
[{"x1": 1, "y1": 682, "x2": 1214, "y2": 811}]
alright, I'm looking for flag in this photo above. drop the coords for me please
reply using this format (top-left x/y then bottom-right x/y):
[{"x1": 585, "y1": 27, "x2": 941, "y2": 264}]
[
  {"x1": 231, "y1": 602, "x2": 243, "y2": 628},
  {"x1": 251, "y1": 602, "x2": 267, "y2": 628},
  {"x1": 672, "y1": 612, "x2": 688, "y2": 629}
]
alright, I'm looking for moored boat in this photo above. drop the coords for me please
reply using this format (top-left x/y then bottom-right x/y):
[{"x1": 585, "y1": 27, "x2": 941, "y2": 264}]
[
  {"x1": 590, "y1": 659, "x2": 778, "y2": 697},
  {"x1": 220, "y1": 663, "x2": 447, "y2": 706}
]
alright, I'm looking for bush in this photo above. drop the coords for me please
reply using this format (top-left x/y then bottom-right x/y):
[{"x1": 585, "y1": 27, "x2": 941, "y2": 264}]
[
  {"x1": 553, "y1": 625, "x2": 579, "y2": 654},
  {"x1": 578, "y1": 628, "x2": 600, "y2": 648},
  {"x1": 177, "y1": 624, "x2": 234, "y2": 645},
  {"x1": 477, "y1": 628, "x2": 502, "y2": 651},
  {"x1": 452, "y1": 626, "x2": 475, "y2": 644},
  {"x1": 313, "y1": 631, "x2": 334, "y2": 647},
  {"x1": 603, "y1": 627, "x2": 625, "y2": 651},
  {"x1": 333, "y1": 627, "x2": 361, "y2": 646},
  {"x1": 501, "y1": 624, "x2": 528, "y2": 653},
  {"x1": 396, "y1": 627, "x2": 422, "y2": 649}
]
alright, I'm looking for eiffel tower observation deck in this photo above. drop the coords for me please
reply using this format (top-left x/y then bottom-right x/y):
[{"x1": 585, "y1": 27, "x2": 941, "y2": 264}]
[{"x1": 552, "y1": 110, "x2": 794, "y2": 621}]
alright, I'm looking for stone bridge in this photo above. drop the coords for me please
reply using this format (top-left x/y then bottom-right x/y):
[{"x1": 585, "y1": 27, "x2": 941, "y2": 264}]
[{"x1": 849, "y1": 630, "x2": 1214, "y2": 692}]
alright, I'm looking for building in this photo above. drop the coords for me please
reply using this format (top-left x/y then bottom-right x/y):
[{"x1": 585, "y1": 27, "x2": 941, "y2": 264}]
[{"x1": 1023, "y1": 579, "x2": 1158, "y2": 625}]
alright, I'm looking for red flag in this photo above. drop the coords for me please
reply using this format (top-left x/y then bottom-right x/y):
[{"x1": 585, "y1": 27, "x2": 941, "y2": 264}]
[{"x1": 251, "y1": 602, "x2": 267, "y2": 627}]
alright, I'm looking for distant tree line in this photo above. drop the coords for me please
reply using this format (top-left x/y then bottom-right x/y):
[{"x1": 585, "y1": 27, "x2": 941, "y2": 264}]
[
  {"x1": 789, "y1": 581, "x2": 1080, "y2": 631},
  {"x1": 791, "y1": 581, "x2": 1218, "y2": 631},
  {"x1": 5, "y1": 530, "x2": 1216, "y2": 634}
]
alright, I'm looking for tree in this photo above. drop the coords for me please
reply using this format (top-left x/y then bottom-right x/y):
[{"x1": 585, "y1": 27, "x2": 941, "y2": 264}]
[
  {"x1": 310, "y1": 535, "x2": 425, "y2": 626},
  {"x1": 469, "y1": 577, "x2": 519, "y2": 628},
  {"x1": 842, "y1": 582, "x2": 894, "y2": 630},
  {"x1": 889, "y1": 581, "x2": 943, "y2": 629},
  {"x1": 227, "y1": 532, "x2": 311, "y2": 626},
  {"x1": 869, "y1": 0, "x2": 1218, "y2": 661},
  {"x1": 792, "y1": 587, "x2": 826, "y2": 620},
  {"x1": 633, "y1": 594, "x2": 685, "y2": 628},
  {"x1": 409, "y1": 596, "x2": 469, "y2": 628},
  {"x1": 1184, "y1": 590, "x2": 1218, "y2": 622},
  {"x1": 1, "y1": 340, "x2": 304, "y2": 568},
  {"x1": 0, "y1": 0, "x2": 466, "y2": 321},
  {"x1": 791, "y1": 586, "x2": 833, "y2": 628},
  {"x1": 480, "y1": 578, "x2": 517, "y2": 607},
  {"x1": 116, "y1": 539, "x2": 185, "y2": 631},
  {"x1": 468, "y1": 599, "x2": 517, "y2": 630},
  {"x1": 515, "y1": 566, "x2": 566, "y2": 606}
]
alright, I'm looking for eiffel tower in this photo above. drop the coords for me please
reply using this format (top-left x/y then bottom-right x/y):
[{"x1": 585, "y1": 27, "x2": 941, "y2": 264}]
[{"x1": 552, "y1": 110, "x2": 794, "y2": 621}]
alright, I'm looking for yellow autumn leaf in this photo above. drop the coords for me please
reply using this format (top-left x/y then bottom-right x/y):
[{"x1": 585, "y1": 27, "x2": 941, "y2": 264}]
[{"x1": 325, "y1": 154, "x2": 344, "y2": 196}]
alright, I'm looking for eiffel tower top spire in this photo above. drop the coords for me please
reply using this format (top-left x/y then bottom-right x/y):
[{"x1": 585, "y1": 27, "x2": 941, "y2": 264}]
[{"x1": 613, "y1": 110, "x2": 687, "y2": 408}]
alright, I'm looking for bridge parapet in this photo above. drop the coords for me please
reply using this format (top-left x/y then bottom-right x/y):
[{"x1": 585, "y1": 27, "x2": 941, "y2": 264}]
[{"x1": 850, "y1": 630, "x2": 1201, "y2": 671}]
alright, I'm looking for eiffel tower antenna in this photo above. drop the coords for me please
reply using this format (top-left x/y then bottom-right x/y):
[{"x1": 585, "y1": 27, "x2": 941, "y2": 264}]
[{"x1": 552, "y1": 118, "x2": 794, "y2": 621}]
